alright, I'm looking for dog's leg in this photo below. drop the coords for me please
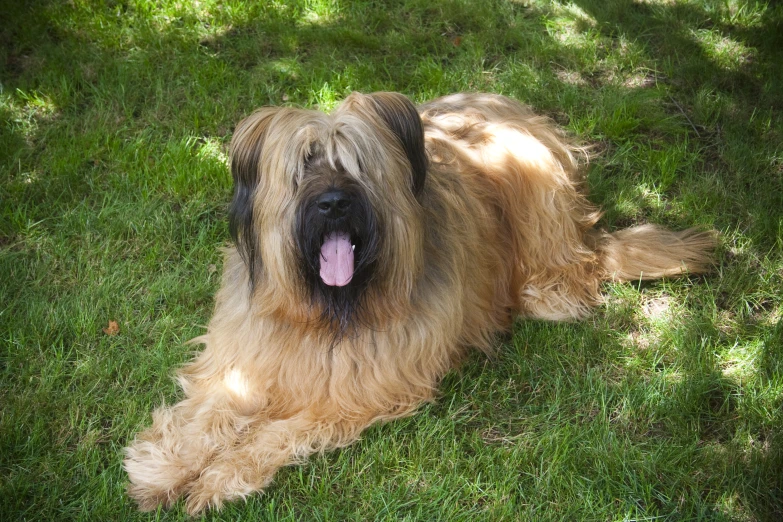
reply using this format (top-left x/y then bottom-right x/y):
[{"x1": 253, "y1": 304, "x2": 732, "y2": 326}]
[
  {"x1": 124, "y1": 386, "x2": 252, "y2": 511},
  {"x1": 183, "y1": 411, "x2": 360, "y2": 514},
  {"x1": 124, "y1": 403, "x2": 209, "y2": 510},
  {"x1": 180, "y1": 353, "x2": 433, "y2": 514}
]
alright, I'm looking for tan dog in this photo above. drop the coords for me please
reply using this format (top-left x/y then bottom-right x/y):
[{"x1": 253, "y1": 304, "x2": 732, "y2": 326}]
[{"x1": 125, "y1": 92, "x2": 714, "y2": 513}]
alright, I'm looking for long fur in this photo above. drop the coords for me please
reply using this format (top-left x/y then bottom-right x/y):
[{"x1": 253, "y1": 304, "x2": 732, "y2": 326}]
[{"x1": 124, "y1": 92, "x2": 715, "y2": 513}]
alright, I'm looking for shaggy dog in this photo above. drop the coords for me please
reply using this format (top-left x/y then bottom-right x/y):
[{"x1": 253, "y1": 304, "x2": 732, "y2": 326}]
[{"x1": 125, "y1": 92, "x2": 714, "y2": 513}]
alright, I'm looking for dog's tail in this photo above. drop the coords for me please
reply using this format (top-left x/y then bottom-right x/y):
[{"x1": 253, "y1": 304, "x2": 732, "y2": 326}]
[{"x1": 595, "y1": 225, "x2": 717, "y2": 282}]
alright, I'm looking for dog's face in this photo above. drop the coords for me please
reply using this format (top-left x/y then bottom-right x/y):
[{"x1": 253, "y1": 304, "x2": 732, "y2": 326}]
[{"x1": 228, "y1": 92, "x2": 428, "y2": 331}]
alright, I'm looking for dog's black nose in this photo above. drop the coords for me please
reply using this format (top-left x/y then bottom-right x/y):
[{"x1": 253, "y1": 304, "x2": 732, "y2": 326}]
[{"x1": 316, "y1": 190, "x2": 352, "y2": 219}]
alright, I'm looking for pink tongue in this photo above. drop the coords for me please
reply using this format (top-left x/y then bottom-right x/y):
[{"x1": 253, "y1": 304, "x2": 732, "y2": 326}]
[{"x1": 319, "y1": 232, "x2": 354, "y2": 286}]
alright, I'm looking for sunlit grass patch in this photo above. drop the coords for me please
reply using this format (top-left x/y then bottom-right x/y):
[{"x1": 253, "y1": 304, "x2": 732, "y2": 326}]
[{"x1": 692, "y1": 29, "x2": 756, "y2": 71}]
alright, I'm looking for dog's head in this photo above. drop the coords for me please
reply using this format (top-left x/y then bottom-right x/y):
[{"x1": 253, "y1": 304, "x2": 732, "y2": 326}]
[{"x1": 228, "y1": 92, "x2": 428, "y2": 332}]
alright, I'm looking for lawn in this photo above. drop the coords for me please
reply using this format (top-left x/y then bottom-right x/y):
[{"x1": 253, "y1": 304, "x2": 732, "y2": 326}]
[{"x1": 1, "y1": 0, "x2": 782, "y2": 520}]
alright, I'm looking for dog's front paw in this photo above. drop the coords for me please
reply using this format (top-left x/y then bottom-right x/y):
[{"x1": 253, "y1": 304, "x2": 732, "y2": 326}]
[
  {"x1": 124, "y1": 438, "x2": 199, "y2": 511},
  {"x1": 185, "y1": 458, "x2": 273, "y2": 515}
]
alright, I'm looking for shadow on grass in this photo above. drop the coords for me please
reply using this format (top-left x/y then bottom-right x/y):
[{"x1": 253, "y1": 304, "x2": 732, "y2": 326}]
[
  {"x1": 673, "y1": 316, "x2": 783, "y2": 520},
  {"x1": 570, "y1": 0, "x2": 783, "y2": 246}
]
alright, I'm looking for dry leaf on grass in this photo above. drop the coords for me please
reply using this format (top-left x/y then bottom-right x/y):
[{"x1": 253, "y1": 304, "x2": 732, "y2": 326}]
[{"x1": 103, "y1": 320, "x2": 120, "y2": 336}]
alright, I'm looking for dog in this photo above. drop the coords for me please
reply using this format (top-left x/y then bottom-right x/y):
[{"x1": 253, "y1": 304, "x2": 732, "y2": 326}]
[{"x1": 124, "y1": 92, "x2": 715, "y2": 514}]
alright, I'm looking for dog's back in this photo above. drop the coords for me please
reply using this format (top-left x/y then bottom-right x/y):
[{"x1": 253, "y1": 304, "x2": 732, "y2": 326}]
[{"x1": 420, "y1": 93, "x2": 715, "y2": 322}]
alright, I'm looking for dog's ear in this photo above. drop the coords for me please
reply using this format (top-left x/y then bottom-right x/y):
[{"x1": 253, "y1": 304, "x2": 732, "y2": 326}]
[
  {"x1": 228, "y1": 108, "x2": 281, "y2": 282},
  {"x1": 366, "y1": 92, "x2": 428, "y2": 196}
]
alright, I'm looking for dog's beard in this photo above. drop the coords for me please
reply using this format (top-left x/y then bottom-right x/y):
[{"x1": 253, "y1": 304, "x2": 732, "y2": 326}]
[{"x1": 295, "y1": 185, "x2": 380, "y2": 334}]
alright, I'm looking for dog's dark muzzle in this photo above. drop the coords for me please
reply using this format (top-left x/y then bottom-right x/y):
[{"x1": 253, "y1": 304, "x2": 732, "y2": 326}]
[
  {"x1": 316, "y1": 189, "x2": 352, "y2": 220},
  {"x1": 294, "y1": 181, "x2": 380, "y2": 329}
]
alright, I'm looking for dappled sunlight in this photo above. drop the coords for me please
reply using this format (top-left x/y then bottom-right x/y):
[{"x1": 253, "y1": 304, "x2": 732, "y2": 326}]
[
  {"x1": 719, "y1": 340, "x2": 763, "y2": 381},
  {"x1": 545, "y1": 2, "x2": 598, "y2": 44},
  {"x1": 270, "y1": 58, "x2": 303, "y2": 80},
  {"x1": 195, "y1": 136, "x2": 229, "y2": 167},
  {"x1": 223, "y1": 368, "x2": 249, "y2": 398},
  {"x1": 641, "y1": 295, "x2": 671, "y2": 322},
  {"x1": 622, "y1": 329, "x2": 660, "y2": 351},
  {"x1": 300, "y1": 0, "x2": 342, "y2": 25},
  {"x1": 421, "y1": 95, "x2": 561, "y2": 176},
  {"x1": 612, "y1": 183, "x2": 669, "y2": 220},
  {"x1": 456, "y1": 125, "x2": 555, "y2": 172},
  {"x1": 2, "y1": 89, "x2": 59, "y2": 141},
  {"x1": 531, "y1": 2, "x2": 652, "y2": 90},
  {"x1": 312, "y1": 82, "x2": 341, "y2": 112},
  {"x1": 622, "y1": 71, "x2": 658, "y2": 89},
  {"x1": 554, "y1": 67, "x2": 589, "y2": 86},
  {"x1": 198, "y1": 20, "x2": 238, "y2": 45},
  {"x1": 761, "y1": 307, "x2": 781, "y2": 328},
  {"x1": 560, "y1": 2, "x2": 597, "y2": 27},
  {"x1": 634, "y1": 0, "x2": 677, "y2": 5},
  {"x1": 489, "y1": 126, "x2": 551, "y2": 163},
  {"x1": 691, "y1": 29, "x2": 756, "y2": 72},
  {"x1": 2, "y1": 89, "x2": 58, "y2": 185},
  {"x1": 19, "y1": 170, "x2": 40, "y2": 185},
  {"x1": 716, "y1": 491, "x2": 753, "y2": 522},
  {"x1": 662, "y1": 369, "x2": 683, "y2": 384}
]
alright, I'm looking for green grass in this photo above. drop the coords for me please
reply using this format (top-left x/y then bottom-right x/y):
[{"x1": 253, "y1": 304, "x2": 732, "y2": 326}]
[{"x1": 2, "y1": 0, "x2": 782, "y2": 520}]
